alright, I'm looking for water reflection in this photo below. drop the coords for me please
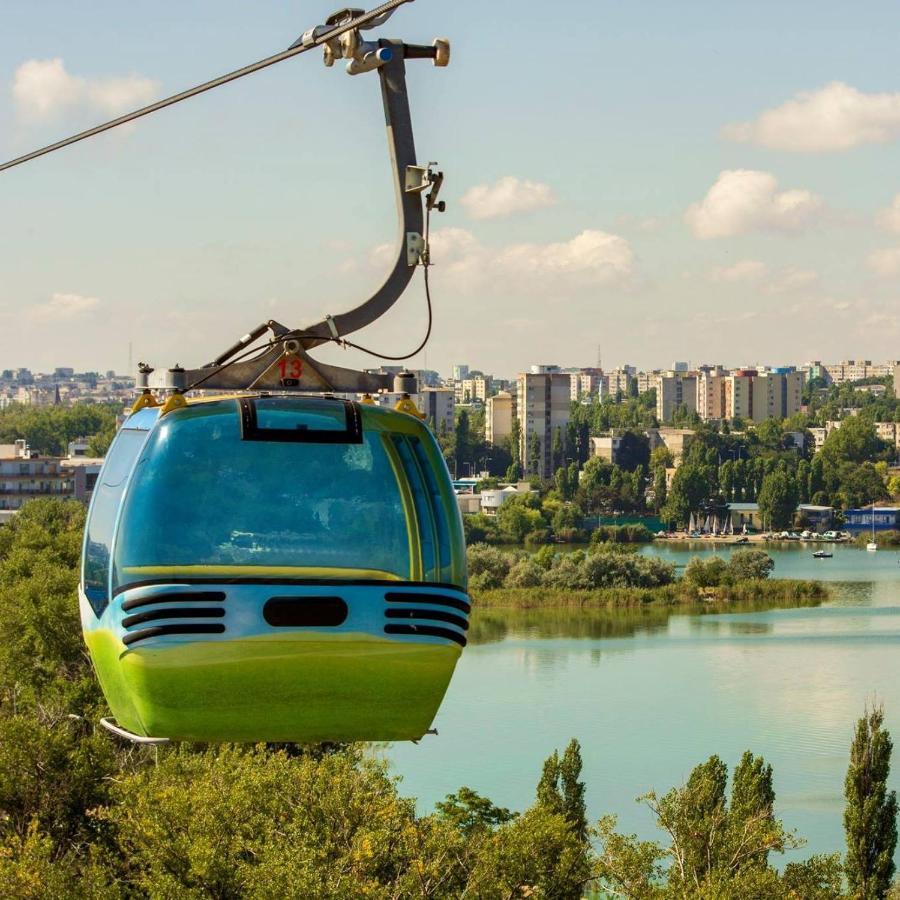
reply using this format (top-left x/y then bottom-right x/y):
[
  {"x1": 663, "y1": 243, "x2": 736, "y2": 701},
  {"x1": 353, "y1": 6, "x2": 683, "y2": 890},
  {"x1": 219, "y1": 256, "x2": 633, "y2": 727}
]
[{"x1": 468, "y1": 607, "x2": 673, "y2": 645}]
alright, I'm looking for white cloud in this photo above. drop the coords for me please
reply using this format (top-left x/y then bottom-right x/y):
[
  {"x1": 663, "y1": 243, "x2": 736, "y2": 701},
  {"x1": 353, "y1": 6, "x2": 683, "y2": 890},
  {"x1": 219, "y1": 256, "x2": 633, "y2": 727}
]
[
  {"x1": 766, "y1": 268, "x2": 820, "y2": 294},
  {"x1": 708, "y1": 260, "x2": 768, "y2": 283},
  {"x1": 371, "y1": 227, "x2": 633, "y2": 288},
  {"x1": 685, "y1": 170, "x2": 823, "y2": 239},
  {"x1": 723, "y1": 82, "x2": 900, "y2": 152},
  {"x1": 498, "y1": 230, "x2": 633, "y2": 280},
  {"x1": 876, "y1": 193, "x2": 900, "y2": 234},
  {"x1": 13, "y1": 58, "x2": 159, "y2": 122},
  {"x1": 867, "y1": 247, "x2": 900, "y2": 278},
  {"x1": 31, "y1": 292, "x2": 101, "y2": 319},
  {"x1": 460, "y1": 176, "x2": 557, "y2": 221}
]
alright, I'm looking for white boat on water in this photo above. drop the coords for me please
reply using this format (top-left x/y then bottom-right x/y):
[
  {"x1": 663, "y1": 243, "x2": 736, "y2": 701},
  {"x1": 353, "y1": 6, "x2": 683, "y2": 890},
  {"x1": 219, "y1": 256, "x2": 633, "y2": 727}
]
[{"x1": 866, "y1": 501, "x2": 878, "y2": 552}]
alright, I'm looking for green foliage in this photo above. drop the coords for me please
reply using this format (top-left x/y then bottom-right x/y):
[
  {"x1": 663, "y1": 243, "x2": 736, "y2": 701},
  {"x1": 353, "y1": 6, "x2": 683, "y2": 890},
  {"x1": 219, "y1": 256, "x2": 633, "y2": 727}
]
[
  {"x1": 597, "y1": 752, "x2": 805, "y2": 898},
  {"x1": 728, "y1": 549, "x2": 775, "y2": 581},
  {"x1": 684, "y1": 555, "x2": 730, "y2": 588},
  {"x1": 844, "y1": 705, "x2": 898, "y2": 899},
  {"x1": 661, "y1": 463, "x2": 709, "y2": 527},
  {"x1": 466, "y1": 805, "x2": 592, "y2": 899},
  {"x1": 592, "y1": 524, "x2": 654, "y2": 544},
  {"x1": 0, "y1": 403, "x2": 119, "y2": 457},
  {"x1": 435, "y1": 786, "x2": 516, "y2": 833},
  {"x1": 757, "y1": 469, "x2": 801, "y2": 530},
  {"x1": 466, "y1": 543, "x2": 512, "y2": 591}
]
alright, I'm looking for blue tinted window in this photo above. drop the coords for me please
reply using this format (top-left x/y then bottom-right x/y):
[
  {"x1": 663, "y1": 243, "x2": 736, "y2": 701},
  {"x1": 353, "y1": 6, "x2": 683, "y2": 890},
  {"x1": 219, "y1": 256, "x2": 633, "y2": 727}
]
[
  {"x1": 114, "y1": 401, "x2": 410, "y2": 586},
  {"x1": 411, "y1": 437, "x2": 453, "y2": 581},
  {"x1": 391, "y1": 436, "x2": 437, "y2": 580},
  {"x1": 83, "y1": 429, "x2": 147, "y2": 616}
]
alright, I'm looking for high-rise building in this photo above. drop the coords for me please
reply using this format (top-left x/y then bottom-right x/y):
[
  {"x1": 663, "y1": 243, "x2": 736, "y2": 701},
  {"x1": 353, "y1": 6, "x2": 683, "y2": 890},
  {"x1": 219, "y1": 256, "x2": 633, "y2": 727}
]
[
  {"x1": 415, "y1": 389, "x2": 455, "y2": 434},
  {"x1": 485, "y1": 391, "x2": 514, "y2": 446},
  {"x1": 454, "y1": 375, "x2": 493, "y2": 404},
  {"x1": 656, "y1": 372, "x2": 698, "y2": 423},
  {"x1": 750, "y1": 369, "x2": 804, "y2": 422},
  {"x1": 516, "y1": 370, "x2": 571, "y2": 479},
  {"x1": 570, "y1": 369, "x2": 604, "y2": 402},
  {"x1": 606, "y1": 367, "x2": 635, "y2": 398},
  {"x1": 452, "y1": 364, "x2": 469, "y2": 382},
  {"x1": 696, "y1": 366, "x2": 728, "y2": 421}
]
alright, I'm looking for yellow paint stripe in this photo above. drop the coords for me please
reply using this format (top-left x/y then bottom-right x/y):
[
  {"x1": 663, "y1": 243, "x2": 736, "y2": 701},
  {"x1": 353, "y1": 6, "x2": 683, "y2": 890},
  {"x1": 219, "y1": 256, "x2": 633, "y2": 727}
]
[
  {"x1": 381, "y1": 436, "x2": 423, "y2": 581},
  {"x1": 120, "y1": 565, "x2": 402, "y2": 580}
]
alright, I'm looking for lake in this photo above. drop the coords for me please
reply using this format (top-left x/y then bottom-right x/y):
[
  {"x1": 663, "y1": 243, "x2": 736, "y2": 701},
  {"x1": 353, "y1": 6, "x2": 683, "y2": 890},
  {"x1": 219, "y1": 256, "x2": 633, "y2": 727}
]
[{"x1": 387, "y1": 542, "x2": 900, "y2": 864}]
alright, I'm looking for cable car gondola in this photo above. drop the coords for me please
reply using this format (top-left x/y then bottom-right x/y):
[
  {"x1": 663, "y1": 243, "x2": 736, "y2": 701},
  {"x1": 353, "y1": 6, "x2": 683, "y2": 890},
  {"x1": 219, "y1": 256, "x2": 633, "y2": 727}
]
[
  {"x1": 81, "y1": 396, "x2": 467, "y2": 742},
  {"x1": 4, "y1": 1, "x2": 468, "y2": 742}
]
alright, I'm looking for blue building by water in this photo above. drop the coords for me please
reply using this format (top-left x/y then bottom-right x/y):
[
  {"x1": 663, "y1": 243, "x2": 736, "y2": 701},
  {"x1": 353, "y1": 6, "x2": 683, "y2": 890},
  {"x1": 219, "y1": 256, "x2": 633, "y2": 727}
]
[{"x1": 843, "y1": 507, "x2": 900, "y2": 531}]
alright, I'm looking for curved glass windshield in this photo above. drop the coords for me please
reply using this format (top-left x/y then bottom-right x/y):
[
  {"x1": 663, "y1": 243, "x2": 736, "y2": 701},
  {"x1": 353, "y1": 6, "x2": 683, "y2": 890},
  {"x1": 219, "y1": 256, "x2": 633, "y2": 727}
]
[{"x1": 114, "y1": 400, "x2": 411, "y2": 588}]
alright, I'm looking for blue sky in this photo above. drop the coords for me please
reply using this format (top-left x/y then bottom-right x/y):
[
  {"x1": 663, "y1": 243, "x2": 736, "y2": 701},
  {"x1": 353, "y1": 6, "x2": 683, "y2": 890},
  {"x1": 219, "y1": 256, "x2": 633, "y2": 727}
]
[{"x1": 2, "y1": 0, "x2": 899, "y2": 376}]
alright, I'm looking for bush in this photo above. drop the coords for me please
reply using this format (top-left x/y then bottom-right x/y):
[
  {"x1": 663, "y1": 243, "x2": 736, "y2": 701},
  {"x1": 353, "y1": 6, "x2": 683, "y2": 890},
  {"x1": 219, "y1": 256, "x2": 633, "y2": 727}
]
[
  {"x1": 728, "y1": 549, "x2": 775, "y2": 581},
  {"x1": 591, "y1": 524, "x2": 653, "y2": 544},
  {"x1": 684, "y1": 556, "x2": 730, "y2": 588},
  {"x1": 466, "y1": 544, "x2": 512, "y2": 591},
  {"x1": 506, "y1": 559, "x2": 545, "y2": 589}
]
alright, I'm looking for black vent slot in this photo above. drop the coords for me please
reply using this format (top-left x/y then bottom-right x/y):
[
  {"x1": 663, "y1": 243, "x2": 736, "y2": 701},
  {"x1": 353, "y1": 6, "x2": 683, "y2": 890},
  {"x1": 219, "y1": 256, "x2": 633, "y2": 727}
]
[
  {"x1": 123, "y1": 624, "x2": 225, "y2": 647},
  {"x1": 384, "y1": 624, "x2": 467, "y2": 647},
  {"x1": 263, "y1": 596, "x2": 348, "y2": 628},
  {"x1": 122, "y1": 607, "x2": 226, "y2": 629},
  {"x1": 121, "y1": 591, "x2": 226, "y2": 613},
  {"x1": 385, "y1": 608, "x2": 469, "y2": 631},
  {"x1": 384, "y1": 591, "x2": 470, "y2": 615}
]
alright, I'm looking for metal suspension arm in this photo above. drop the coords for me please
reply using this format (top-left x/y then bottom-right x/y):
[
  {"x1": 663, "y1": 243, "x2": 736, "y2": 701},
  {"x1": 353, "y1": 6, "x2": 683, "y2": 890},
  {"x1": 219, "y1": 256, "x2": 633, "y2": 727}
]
[{"x1": 300, "y1": 41, "x2": 426, "y2": 348}]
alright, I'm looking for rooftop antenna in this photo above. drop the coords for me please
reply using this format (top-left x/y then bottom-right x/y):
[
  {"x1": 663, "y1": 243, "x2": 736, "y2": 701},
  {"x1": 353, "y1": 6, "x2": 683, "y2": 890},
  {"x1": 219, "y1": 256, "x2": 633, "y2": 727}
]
[{"x1": 2, "y1": 1, "x2": 450, "y2": 399}]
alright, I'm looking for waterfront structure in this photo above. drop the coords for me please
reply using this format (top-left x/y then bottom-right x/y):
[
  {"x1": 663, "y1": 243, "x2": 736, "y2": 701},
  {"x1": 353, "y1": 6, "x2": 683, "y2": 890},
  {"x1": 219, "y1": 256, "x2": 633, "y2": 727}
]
[
  {"x1": 516, "y1": 369, "x2": 571, "y2": 479},
  {"x1": 485, "y1": 391, "x2": 514, "y2": 446},
  {"x1": 844, "y1": 507, "x2": 900, "y2": 532}
]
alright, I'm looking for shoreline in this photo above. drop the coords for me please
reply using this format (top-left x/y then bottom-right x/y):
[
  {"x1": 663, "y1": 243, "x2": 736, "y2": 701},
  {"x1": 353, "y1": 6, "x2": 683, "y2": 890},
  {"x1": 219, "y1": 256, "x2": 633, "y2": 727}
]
[{"x1": 473, "y1": 579, "x2": 830, "y2": 611}]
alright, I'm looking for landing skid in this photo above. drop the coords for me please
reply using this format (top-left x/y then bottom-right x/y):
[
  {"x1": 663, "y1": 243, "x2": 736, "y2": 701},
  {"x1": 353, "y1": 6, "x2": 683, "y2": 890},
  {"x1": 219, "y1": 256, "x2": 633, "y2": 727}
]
[{"x1": 100, "y1": 717, "x2": 171, "y2": 745}]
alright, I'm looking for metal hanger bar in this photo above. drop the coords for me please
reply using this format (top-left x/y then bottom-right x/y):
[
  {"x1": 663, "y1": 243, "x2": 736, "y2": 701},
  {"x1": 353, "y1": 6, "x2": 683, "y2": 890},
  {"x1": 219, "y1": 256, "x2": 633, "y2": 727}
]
[{"x1": 0, "y1": 0, "x2": 414, "y2": 173}]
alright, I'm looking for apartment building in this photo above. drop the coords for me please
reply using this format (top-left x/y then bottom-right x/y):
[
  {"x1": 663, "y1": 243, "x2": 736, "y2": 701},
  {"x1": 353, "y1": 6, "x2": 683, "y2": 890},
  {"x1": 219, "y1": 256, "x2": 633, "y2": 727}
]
[
  {"x1": 749, "y1": 369, "x2": 804, "y2": 422},
  {"x1": 637, "y1": 370, "x2": 662, "y2": 395},
  {"x1": 454, "y1": 374, "x2": 493, "y2": 404},
  {"x1": 656, "y1": 372, "x2": 698, "y2": 423},
  {"x1": 605, "y1": 367, "x2": 636, "y2": 398},
  {"x1": 485, "y1": 391, "x2": 514, "y2": 446},
  {"x1": 822, "y1": 360, "x2": 898, "y2": 384},
  {"x1": 696, "y1": 366, "x2": 728, "y2": 421},
  {"x1": 570, "y1": 369, "x2": 604, "y2": 402},
  {"x1": 416, "y1": 389, "x2": 455, "y2": 433},
  {"x1": 0, "y1": 441, "x2": 73, "y2": 511},
  {"x1": 516, "y1": 369, "x2": 571, "y2": 479}
]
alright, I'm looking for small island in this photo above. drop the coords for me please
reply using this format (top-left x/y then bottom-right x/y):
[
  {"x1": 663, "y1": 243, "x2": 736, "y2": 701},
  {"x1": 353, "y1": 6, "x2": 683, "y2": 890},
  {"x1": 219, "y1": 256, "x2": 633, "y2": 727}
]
[{"x1": 467, "y1": 544, "x2": 829, "y2": 612}]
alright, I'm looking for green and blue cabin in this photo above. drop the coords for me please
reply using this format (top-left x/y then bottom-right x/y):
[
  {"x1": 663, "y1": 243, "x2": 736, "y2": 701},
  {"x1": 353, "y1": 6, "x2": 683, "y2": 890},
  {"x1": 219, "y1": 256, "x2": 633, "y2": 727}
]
[{"x1": 80, "y1": 395, "x2": 469, "y2": 742}]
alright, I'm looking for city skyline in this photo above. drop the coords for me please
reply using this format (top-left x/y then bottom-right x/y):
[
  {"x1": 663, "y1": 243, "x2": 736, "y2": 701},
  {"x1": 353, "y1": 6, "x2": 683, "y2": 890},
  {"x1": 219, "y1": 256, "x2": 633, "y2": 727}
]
[{"x1": 2, "y1": 1, "x2": 900, "y2": 373}]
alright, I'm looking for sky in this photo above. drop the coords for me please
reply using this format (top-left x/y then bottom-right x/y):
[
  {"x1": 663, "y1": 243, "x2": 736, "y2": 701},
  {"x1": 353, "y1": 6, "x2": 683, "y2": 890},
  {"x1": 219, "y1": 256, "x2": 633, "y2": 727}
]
[{"x1": 2, "y1": 0, "x2": 900, "y2": 378}]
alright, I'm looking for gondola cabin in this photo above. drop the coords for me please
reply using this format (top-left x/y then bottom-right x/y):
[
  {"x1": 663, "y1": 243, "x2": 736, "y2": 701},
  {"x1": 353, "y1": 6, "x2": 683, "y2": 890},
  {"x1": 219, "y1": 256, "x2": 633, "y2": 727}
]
[{"x1": 80, "y1": 395, "x2": 469, "y2": 742}]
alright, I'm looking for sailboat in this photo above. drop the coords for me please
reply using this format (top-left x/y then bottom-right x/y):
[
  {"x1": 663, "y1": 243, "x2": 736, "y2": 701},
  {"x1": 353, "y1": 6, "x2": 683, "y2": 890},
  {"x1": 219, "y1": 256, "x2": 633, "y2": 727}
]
[{"x1": 866, "y1": 500, "x2": 878, "y2": 552}]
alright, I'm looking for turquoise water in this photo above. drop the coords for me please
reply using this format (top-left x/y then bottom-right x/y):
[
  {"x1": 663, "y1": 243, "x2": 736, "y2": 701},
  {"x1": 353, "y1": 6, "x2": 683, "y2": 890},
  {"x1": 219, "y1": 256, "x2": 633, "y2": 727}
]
[{"x1": 387, "y1": 543, "x2": 900, "y2": 864}]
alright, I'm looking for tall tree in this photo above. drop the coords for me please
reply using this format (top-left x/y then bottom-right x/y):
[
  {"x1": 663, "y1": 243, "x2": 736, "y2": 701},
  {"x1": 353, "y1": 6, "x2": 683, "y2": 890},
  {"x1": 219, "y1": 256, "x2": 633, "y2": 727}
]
[
  {"x1": 559, "y1": 739, "x2": 588, "y2": 844},
  {"x1": 757, "y1": 470, "x2": 800, "y2": 530},
  {"x1": 844, "y1": 705, "x2": 898, "y2": 899},
  {"x1": 536, "y1": 750, "x2": 564, "y2": 816}
]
